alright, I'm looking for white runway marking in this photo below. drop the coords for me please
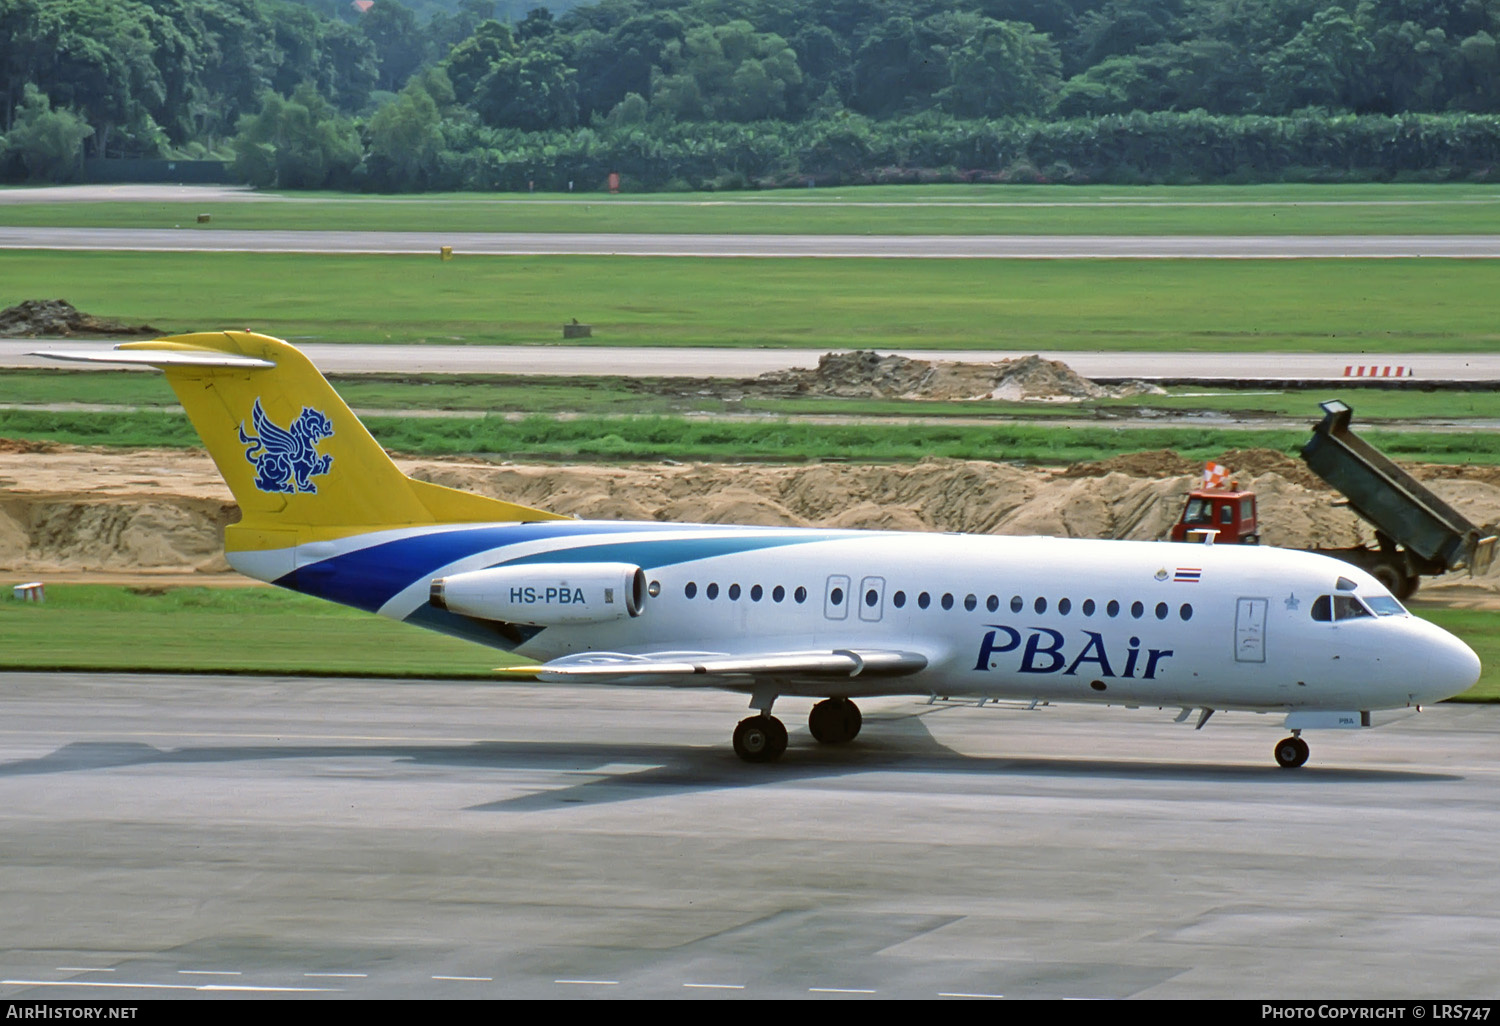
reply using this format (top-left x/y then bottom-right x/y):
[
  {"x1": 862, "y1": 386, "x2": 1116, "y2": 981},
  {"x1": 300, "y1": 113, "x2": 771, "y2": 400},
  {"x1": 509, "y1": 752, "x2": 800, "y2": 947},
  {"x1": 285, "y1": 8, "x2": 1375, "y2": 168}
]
[{"x1": 810, "y1": 986, "x2": 877, "y2": 993}]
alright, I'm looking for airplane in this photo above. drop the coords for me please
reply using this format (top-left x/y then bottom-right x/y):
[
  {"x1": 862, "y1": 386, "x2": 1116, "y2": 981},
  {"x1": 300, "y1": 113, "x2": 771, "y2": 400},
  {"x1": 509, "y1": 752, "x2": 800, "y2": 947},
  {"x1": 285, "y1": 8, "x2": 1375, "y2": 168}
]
[{"x1": 38, "y1": 331, "x2": 1482, "y2": 769}]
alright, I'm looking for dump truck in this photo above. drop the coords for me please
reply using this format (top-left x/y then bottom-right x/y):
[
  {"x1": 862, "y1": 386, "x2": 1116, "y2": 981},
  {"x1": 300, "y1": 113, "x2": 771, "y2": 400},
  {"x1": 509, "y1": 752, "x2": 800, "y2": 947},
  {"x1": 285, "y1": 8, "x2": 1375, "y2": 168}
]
[{"x1": 1171, "y1": 400, "x2": 1496, "y2": 599}]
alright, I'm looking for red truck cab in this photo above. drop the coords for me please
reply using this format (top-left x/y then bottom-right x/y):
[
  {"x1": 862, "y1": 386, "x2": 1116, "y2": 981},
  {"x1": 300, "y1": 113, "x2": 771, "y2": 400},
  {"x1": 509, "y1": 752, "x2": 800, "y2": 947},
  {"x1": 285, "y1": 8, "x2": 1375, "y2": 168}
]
[{"x1": 1170, "y1": 489, "x2": 1259, "y2": 544}]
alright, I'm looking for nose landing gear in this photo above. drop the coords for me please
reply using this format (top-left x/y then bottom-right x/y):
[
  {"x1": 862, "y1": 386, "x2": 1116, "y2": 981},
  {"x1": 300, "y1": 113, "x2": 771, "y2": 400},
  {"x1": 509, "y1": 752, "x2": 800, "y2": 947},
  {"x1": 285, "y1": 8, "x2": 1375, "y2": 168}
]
[{"x1": 1274, "y1": 734, "x2": 1310, "y2": 769}]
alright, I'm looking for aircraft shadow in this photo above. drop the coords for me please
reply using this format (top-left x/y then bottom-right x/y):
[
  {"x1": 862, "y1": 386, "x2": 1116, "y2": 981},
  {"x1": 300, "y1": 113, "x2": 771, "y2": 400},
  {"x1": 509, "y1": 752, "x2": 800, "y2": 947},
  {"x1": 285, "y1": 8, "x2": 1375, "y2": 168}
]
[{"x1": 0, "y1": 709, "x2": 1459, "y2": 810}]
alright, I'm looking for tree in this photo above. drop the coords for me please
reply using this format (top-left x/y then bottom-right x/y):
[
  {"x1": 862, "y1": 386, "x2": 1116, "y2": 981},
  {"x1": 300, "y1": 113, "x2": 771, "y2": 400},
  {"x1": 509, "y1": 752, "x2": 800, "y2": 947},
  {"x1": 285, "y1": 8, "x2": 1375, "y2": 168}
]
[
  {"x1": 471, "y1": 44, "x2": 578, "y2": 130},
  {"x1": 366, "y1": 77, "x2": 443, "y2": 189},
  {"x1": 230, "y1": 82, "x2": 361, "y2": 188},
  {"x1": 1263, "y1": 7, "x2": 1377, "y2": 112},
  {"x1": 651, "y1": 20, "x2": 804, "y2": 122},
  {"x1": 2, "y1": 84, "x2": 93, "y2": 181},
  {"x1": 361, "y1": 0, "x2": 424, "y2": 92},
  {"x1": 443, "y1": 18, "x2": 516, "y2": 103},
  {"x1": 933, "y1": 14, "x2": 1061, "y2": 117}
]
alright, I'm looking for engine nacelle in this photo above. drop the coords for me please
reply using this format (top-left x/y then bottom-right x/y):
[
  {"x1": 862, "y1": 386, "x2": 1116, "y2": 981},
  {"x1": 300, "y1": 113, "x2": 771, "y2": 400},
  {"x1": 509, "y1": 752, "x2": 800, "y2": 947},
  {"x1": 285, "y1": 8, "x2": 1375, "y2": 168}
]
[{"x1": 429, "y1": 562, "x2": 647, "y2": 627}]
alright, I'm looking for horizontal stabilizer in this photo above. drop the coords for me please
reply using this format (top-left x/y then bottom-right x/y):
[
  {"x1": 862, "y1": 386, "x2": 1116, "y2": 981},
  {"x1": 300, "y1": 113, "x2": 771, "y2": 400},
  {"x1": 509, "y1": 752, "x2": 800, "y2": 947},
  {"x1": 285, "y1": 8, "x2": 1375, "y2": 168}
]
[
  {"x1": 503, "y1": 648, "x2": 928, "y2": 684},
  {"x1": 33, "y1": 347, "x2": 275, "y2": 369}
]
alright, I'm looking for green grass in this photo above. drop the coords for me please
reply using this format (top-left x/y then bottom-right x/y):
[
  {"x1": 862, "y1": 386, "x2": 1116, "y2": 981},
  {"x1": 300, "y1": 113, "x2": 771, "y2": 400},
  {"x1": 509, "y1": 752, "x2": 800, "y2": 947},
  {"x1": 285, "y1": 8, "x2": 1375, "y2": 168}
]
[
  {"x1": 1411, "y1": 607, "x2": 1500, "y2": 701},
  {"x1": 0, "y1": 585, "x2": 509, "y2": 676},
  {"x1": 8, "y1": 406, "x2": 1500, "y2": 464},
  {"x1": 4, "y1": 250, "x2": 1499, "y2": 350},
  {"x1": 4, "y1": 371, "x2": 1499, "y2": 425},
  {"x1": 4, "y1": 183, "x2": 1500, "y2": 235},
  {"x1": 2, "y1": 585, "x2": 1495, "y2": 699}
]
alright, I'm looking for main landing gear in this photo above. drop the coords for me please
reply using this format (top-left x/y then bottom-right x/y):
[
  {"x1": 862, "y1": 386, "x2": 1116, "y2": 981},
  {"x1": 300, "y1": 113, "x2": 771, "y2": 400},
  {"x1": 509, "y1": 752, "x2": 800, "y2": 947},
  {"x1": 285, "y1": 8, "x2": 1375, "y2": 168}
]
[
  {"x1": 731, "y1": 698, "x2": 864, "y2": 763},
  {"x1": 1274, "y1": 733, "x2": 1310, "y2": 769}
]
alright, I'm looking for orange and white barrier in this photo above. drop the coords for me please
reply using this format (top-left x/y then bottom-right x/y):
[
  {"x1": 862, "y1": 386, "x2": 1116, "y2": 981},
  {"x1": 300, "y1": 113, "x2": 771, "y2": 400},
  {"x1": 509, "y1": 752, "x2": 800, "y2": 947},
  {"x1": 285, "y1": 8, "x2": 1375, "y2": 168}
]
[{"x1": 1343, "y1": 366, "x2": 1412, "y2": 378}]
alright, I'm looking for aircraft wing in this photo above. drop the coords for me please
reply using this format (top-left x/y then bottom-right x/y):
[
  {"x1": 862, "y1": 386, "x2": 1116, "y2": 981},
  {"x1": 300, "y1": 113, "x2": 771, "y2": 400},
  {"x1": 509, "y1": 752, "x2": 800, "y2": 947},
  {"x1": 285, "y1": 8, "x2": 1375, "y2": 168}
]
[{"x1": 498, "y1": 648, "x2": 928, "y2": 685}]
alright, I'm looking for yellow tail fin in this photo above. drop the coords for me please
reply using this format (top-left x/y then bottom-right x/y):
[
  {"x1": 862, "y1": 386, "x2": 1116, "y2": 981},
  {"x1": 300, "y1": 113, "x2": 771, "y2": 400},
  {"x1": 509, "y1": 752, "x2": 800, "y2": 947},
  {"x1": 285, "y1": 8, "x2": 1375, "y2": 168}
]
[{"x1": 114, "y1": 332, "x2": 566, "y2": 548}]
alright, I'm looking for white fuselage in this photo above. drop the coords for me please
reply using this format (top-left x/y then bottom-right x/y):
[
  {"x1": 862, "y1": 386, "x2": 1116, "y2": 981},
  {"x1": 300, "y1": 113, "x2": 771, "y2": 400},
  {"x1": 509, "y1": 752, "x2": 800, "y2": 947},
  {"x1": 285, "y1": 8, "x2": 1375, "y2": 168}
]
[{"x1": 233, "y1": 521, "x2": 1482, "y2": 714}]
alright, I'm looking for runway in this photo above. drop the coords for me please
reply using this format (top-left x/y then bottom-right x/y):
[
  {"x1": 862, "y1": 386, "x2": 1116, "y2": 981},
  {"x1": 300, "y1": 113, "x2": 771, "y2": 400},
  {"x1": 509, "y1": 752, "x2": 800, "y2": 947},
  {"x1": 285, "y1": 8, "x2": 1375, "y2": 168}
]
[
  {"x1": 2, "y1": 672, "x2": 1498, "y2": 999},
  {"x1": 4, "y1": 226, "x2": 1500, "y2": 258},
  {"x1": 8, "y1": 340, "x2": 1499, "y2": 381}
]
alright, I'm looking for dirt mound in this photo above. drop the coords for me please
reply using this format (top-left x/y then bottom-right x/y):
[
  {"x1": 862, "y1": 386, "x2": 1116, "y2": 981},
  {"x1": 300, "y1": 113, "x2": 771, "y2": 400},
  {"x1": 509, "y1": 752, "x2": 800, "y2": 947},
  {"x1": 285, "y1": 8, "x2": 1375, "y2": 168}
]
[
  {"x1": 1058, "y1": 449, "x2": 1202, "y2": 479},
  {"x1": 0, "y1": 299, "x2": 160, "y2": 338},
  {"x1": 1216, "y1": 448, "x2": 1324, "y2": 489},
  {"x1": 9, "y1": 446, "x2": 1500, "y2": 595},
  {"x1": 754, "y1": 351, "x2": 1164, "y2": 402}
]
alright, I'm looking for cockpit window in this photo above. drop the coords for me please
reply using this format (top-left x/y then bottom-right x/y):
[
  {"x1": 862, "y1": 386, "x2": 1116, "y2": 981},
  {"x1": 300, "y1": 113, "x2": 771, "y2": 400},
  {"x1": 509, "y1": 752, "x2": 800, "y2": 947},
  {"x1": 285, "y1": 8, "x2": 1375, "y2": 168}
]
[
  {"x1": 1336, "y1": 576, "x2": 1357, "y2": 591},
  {"x1": 1312, "y1": 594, "x2": 1378, "y2": 622},
  {"x1": 1333, "y1": 595, "x2": 1369, "y2": 620},
  {"x1": 1364, "y1": 595, "x2": 1406, "y2": 616}
]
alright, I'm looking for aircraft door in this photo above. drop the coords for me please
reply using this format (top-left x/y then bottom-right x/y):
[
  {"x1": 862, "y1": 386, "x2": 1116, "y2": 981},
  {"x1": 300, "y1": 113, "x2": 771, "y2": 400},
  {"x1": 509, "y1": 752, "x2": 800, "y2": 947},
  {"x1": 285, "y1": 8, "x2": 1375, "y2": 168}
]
[
  {"x1": 824, "y1": 575, "x2": 851, "y2": 620},
  {"x1": 858, "y1": 576, "x2": 885, "y2": 622},
  {"x1": 1234, "y1": 597, "x2": 1268, "y2": 663}
]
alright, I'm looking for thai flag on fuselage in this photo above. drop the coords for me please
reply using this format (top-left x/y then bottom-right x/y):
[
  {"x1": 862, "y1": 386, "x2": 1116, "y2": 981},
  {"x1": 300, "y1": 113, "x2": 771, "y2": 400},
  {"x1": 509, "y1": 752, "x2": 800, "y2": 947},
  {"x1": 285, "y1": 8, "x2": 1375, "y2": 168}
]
[{"x1": 1174, "y1": 567, "x2": 1202, "y2": 583}]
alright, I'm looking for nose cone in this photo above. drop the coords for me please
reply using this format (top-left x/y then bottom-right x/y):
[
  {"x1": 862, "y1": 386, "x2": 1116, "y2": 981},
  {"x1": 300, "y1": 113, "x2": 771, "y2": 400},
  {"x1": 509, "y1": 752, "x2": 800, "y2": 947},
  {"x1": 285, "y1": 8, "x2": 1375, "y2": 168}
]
[{"x1": 1410, "y1": 618, "x2": 1481, "y2": 704}]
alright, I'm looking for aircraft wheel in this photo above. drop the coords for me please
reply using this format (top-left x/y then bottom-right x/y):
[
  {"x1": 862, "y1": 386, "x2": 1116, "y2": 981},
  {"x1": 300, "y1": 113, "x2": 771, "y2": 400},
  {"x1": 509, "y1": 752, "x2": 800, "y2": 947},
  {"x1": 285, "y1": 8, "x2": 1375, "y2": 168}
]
[
  {"x1": 1274, "y1": 736, "x2": 1310, "y2": 769},
  {"x1": 734, "y1": 715, "x2": 788, "y2": 763},
  {"x1": 809, "y1": 698, "x2": 863, "y2": 744}
]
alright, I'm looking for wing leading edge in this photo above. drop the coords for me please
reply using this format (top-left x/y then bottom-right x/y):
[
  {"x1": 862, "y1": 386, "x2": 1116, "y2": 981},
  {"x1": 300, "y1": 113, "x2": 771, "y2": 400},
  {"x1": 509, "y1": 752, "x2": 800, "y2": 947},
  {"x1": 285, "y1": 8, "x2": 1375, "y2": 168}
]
[{"x1": 498, "y1": 648, "x2": 928, "y2": 685}]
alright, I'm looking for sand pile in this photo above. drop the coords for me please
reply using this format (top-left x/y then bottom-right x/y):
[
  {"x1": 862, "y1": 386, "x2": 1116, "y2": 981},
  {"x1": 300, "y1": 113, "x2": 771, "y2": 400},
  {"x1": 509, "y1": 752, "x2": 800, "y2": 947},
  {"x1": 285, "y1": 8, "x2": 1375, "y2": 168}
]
[
  {"x1": 6, "y1": 446, "x2": 1500, "y2": 591},
  {"x1": 755, "y1": 351, "x2": 1163, "y2": 402},
  {"x1": 0, "y1": 299, "x2": 160, "y2": 338}
]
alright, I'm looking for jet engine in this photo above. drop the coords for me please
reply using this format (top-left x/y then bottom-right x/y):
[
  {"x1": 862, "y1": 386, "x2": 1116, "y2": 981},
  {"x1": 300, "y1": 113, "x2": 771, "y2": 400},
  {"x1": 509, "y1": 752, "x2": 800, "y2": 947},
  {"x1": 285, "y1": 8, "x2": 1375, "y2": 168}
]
[{"x1": 429, "y1": 562, "x2": 647, "y2": 626}]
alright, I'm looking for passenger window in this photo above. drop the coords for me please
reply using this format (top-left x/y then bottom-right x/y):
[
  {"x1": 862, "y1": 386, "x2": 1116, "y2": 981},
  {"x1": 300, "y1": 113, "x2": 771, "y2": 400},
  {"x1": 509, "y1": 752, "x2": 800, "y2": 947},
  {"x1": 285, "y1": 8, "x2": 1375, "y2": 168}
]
[
  {"x1": 1180, "y1": 603, "x2": 1193, "y2": 621},
  {"x1": 893, "y1": 590, "x2": 906, "y2": 609},
  {"x1": 685, "y1": 582, "x2": 697, "y2": 599},
  {"x1": 729, "y1": 583, "x2": 741, "y2": 600},
  {"x1": 865, "y1": 589, "x2": 879, "y2": 608},
  {"x1": 986, "y1": 595, "x2": 999, "y2": 613},
  {"x1": 1155, "y1": 602, "x2": 1168, "y2": 620},
  {"x1": 1058, "y1": 598, "x2": 1071, "y2": 616},
  {"x1": 750, "y1": 584, "x2": 762, "y2": 601},
  {"x1": 1107, "y1": 600, "x2": 1120, "y2": 617},
  {"x1": 918, "y1": 592, "x2": 931, "y2": 609},
  {"x1": 964, "y1": 594, "x2": 977, "y2": 612},
  {"x1": 1010, "y1": 595, "x2": 1023, "y2": 613},
  {"x1": 1130, "y1": 601, "x2": 1144, "y2": 619},
  {"x1": 1082, "y1": 599, "x2": 1096, "y2": 616},
  {"x1": 1034, "y1": 597, "x2": 1047, "y2": 614},
  {"x1": 941, "y1": 593, "x2": 954, "y2": 610},
  {"x1": 830, "y1": 587, "x2": 844, "y2": 606},
  {"x1": 794, "y1": 586, "x2": 807, "y2": 604},
  {"x1": 773, "y1": 585, "x2": 785, "y2": 603},
  {"x1": 707, "y1": 583, "x2": 719, "y2": 600},
  {"x1": 1311, "y1": 595, "x2": 1332, "y2": 622}
]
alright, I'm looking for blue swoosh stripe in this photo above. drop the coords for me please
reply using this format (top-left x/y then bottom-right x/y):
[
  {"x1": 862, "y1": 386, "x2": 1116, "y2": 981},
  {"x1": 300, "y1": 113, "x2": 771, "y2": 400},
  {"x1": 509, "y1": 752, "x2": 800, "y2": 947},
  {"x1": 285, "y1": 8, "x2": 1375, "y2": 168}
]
[{"x1": 278, "y1": 521, "x2": 846, "y2": 613}]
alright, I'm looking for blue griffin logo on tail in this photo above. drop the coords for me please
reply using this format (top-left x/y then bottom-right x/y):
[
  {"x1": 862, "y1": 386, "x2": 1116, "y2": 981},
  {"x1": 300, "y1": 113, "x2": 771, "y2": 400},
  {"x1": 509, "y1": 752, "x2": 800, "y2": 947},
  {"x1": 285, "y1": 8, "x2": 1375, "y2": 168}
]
[{"x1": 239, "y1": 398, "x2": 334, "y2": 494}]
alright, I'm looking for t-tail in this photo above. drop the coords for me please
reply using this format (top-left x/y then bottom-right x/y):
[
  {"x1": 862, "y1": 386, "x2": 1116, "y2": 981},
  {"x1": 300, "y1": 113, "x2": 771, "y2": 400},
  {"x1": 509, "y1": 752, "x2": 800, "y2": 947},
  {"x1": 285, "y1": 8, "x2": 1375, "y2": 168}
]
[{"x1": 39, "y1": 331, "x2": 567, "y2": 577}]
